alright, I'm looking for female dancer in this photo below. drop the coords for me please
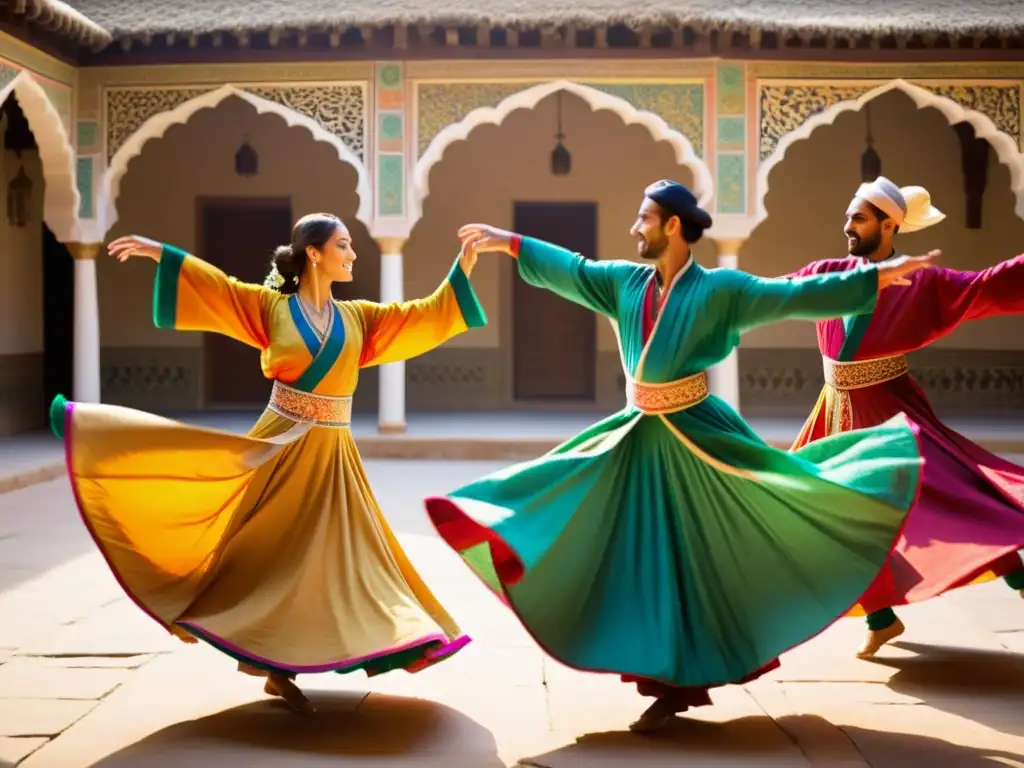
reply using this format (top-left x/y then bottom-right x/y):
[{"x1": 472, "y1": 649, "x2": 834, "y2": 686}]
[{"x1": 52, "y1": 213, "x2": 486, "y2": 713}]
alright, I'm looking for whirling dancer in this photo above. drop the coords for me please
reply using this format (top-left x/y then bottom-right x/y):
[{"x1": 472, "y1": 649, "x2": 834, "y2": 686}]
[
  {"x1": 52, "y1": 213, "x2": 487, "y2": 713},
  {"x1": 424, "y1": 180, "x2": 937, "y2": 732},
  {"x1": 789, "y1": 177, "x2": 1024, "y2": 658}
]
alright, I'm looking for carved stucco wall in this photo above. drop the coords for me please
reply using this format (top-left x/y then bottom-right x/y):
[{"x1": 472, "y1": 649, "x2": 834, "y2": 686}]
[
  {"x1": 758, "y1": 82, "x2": 1022, "y2": 161},
  {"x1": 415, "y1": 80, "x2": 707, "y2": 161},
  {"x1": 104, "y1": 83, "x2": 367, "y2": 164}
]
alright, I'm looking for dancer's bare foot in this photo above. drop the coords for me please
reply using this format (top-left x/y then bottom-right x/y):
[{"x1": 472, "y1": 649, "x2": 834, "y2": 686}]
[
  {"x1": 629, "y1": 698, "x2": 679, "y2": 733},
  {"x1": 265, "y1": 674, "x2": 315, "y2": 714},
  {"x1": 1018, "y1": 588, "x2": 1024, "y2": 599},
  {"x1": 856, "y1": 617, "x2": 905, "y2": 658},
  {"x1": 168, "y1": 625, "x2": 198, "y2": 644}
]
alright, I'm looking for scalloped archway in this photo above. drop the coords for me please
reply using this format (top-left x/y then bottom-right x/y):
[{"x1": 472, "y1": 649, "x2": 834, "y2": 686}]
[
  {"x1": 412, "y1": 79, "x2": 713, "y2": 223},
  {"x1": 0, "y1": 71, "x2": 80, "y2": 241},
  {"x1": 755, "y1": 78, "x2": 1024, "y2": 228},
  {"x1": 101, "y1": 84, "x2": 373, "y2": 236}
]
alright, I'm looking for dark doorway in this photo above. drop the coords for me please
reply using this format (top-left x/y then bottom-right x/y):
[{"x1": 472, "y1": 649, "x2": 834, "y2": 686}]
[
  {"x1": 197, "y1": 198, "x2": 292, "y2": 406},
  {"x1": 42, "y1": 225, "x2": 74, "y2": 411},
  {"x1": 512, "y1": 202, "x2": 597, "y2": 400}
]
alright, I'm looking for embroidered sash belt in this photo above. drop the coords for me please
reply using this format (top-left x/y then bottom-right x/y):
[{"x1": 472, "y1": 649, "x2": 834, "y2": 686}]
[
  {"x1": 268, "y1": 380, "x2": 352, "y2": 427},
  {"x1": 628, "y1": 371, "x2": 710, "y2": 414},
  {"x1": 821, "y1": 354, "x2": 909, "y2": 435},
  {"x1": 822, "y1": 355, "x2": 909, "y2": 391}
]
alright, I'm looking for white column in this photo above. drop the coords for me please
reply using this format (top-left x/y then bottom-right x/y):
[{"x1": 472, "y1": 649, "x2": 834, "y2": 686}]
[
  {"x1": 69, "y1": 243, "x2": 102, "y2": 403},
  {"x1": 376, "y1": 238, "x2": 406, "y2": 433},
  {"x1": 708, "y1": 247, "x2": 741, "y2": 412}
]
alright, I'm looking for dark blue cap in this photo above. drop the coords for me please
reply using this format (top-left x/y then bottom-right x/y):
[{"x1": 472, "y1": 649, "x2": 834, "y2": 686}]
[{"x1": 644, "y1": 179, "x2": 713, "y2": 229}]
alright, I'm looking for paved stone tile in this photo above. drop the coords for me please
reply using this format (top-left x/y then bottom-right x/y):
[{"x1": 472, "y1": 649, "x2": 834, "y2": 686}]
[
  {"x1": 18, "y1": 600, "x2": 178, "y2": 657},
  {"x1": 0, "y1": 699, "x2": 97, "y2": 737},
  {"x1": 0, "y1": 658, "x2": 129, "y2": 699},
  {"x1": 0, "y1": 736, "x2": 48, "y2": 766}
]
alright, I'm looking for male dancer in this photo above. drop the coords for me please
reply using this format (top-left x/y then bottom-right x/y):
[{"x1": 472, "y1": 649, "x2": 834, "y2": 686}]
[
  {"x1": 425, "y1": 180, "x2": 938, "y2": 732},
  {"x1": 790, "y1": 176, "x2": 1024, "y2": 658}
]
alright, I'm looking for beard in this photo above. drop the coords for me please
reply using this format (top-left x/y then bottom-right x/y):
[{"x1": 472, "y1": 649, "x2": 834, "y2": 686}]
[
  {"x1": 638, "y1": 231, "x2": 669, "y2": 260},
  {"x1": 847, "y1": 229, "x2": 881, "y2": 256}
]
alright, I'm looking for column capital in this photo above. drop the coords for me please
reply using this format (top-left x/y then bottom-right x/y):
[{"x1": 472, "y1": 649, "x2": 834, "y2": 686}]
[
  {"x1": 66, "y1": 242, "x2": 104, "y2": 260},
  {"x1": 374, "y1": 236, "x2": 407, "y2": 255},
  {"x1": 710, "y1": 236, "x2": 746, "y2": 257}
]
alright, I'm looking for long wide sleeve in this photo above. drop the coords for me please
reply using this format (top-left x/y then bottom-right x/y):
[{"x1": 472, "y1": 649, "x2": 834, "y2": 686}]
[
  {"x1": 730, "y1": 265, "x2": 879, "y2": 335},
  {"x1": 152, "y1": 244, "x2": 275, "y2": 349},
  {"x1": 782, "y1": 257, "x2": 862, "y2": 279},
  {"x1": 919, "y1": 254, "x2": 1024, "y2": 332},
  {"x1": 515, "y1": 235, "x2": 639, "y2": 318},
  {"x1": 357, "y1": 256, "x2": 487, "y2": 368}
]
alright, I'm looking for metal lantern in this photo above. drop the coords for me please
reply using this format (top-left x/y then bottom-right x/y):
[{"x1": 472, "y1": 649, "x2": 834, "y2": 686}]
[{"x1": 235, "y1": 136, "x2": 258, "y2": 176}]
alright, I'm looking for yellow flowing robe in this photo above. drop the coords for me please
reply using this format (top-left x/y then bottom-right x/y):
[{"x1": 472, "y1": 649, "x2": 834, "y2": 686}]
[{"x1": 53, "y1": 244, "x2": 487, "y2": 677}]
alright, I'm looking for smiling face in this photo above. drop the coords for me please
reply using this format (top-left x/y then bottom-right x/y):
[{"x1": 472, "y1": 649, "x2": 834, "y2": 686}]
[
  {"x1": 844, "y1": 198, "x2": 894, "y2": 258},
  {"x1": 629, "y1": 198, "x2": 671, "y2": 260},
  {"x1": 306, "y1": 222, "x2": 356, "y2": 283}
]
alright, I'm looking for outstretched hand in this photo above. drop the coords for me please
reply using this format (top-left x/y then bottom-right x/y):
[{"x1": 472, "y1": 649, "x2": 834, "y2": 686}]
[
  {"x1": 457, "y1": 237, "x2": 478, "y2": 276},
  {"x1": 876, "y1": 250, "x2": 940, "y2": 290},
  {"x1": 457, "y1": 224, "x2": 515, "y2": 257},
  {"x1": 108, "y1": 235, "x2": 162, "y2": 263}
]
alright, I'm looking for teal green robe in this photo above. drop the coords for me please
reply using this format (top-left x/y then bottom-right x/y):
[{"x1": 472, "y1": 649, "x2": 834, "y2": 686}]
[{"x1": 425, "y1": 236, "x2": 923, "y2": 689}]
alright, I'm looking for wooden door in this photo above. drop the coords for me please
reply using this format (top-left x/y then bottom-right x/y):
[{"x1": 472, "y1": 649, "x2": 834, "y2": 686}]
[
  {"x1": 512, "y1": 202, "x2": 597, "y2": 401},
  {"x1": 198, "y1": 198, "x2": 292, "y2": 406}
]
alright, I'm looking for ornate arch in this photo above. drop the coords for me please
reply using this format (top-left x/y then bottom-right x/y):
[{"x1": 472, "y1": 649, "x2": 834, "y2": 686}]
[
  {"x1": 755, "y1": 78, "x2": 1024, "y2": 227},
  {"x1": 0, "y1": 71, "x2": 80, "y2": 241},
  {"x1": 101, "y1": 84, "x2": 373, "y2": 235},
  {"x1": 412, "y1": 79, "x2": 713, "y2": 222}
]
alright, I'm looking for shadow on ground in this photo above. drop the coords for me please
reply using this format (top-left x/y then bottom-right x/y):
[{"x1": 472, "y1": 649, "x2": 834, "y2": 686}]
[
  {"x1": 519, "y1": 714, "x2": 1023, "y2": 768},
  {"x1": 89, "y1": 691, "x2": 504, "y2": 767},
  {"x1": 875, "y1": 641, "x2": 1024, "y2": 738}
]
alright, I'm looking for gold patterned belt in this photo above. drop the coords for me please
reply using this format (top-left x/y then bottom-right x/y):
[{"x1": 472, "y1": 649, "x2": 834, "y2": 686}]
[
  {"x1": 268, "y1": 380, "x2": 352, "y2": 427},
  {"x1": 822, "y1": 355, "x2": 910, "y2": 390},
  {"x1": 628, "y1": 371, "x2": 710, "y2": 414}
]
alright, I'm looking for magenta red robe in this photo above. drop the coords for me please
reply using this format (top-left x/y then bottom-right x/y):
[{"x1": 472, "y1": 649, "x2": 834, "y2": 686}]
[{"x1": 791, "y1": 254, "x2": 1024, "y2": 615}]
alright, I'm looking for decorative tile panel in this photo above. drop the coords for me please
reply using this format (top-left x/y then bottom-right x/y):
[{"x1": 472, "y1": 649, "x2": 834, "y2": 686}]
[
  {"x1": 76, "y1": 119, "x2": 99, "y2": 152},
  {"x1": 377, "y1": 154, "x2": 403, "y2": 217},
  {"x1": 76, "y1": 156, "x2": 94, "y2": 219},
  {"x1": 374, "y1": 61, "x2": 406, "y2": 219},
  {"x1": 716, "y1": 63, "x2": 745, "y2": 116},
  {"x1": 758, "y1": 82, "x2": 1022, "y2": 161},
  {"x1": 717, "y1": 116, "x2": 745, "y2": 151},
  {"x1": 416, "y1": 81, "x2": 705, "y2": 158},
  {"x1": 716, "y1": 154, "x2": 746, "y2": 215}
]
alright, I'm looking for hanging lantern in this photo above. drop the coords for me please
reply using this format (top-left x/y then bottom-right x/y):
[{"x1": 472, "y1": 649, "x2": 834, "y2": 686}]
[
  {"x1": 550, "y1": 91, "x2": 571, "y2": 176},
  {"x1": 7, "y1": 160, "x2": 32, "y2": 228},
  {"x1": 235, "y1": 136, "x2": 258, "y2": 177},
  {"x1": 860, "y1": 103, "x2": 881, "y2": 182}
]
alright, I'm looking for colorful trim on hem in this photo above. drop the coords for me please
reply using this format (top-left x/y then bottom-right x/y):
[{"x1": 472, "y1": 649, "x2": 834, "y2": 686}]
[
  {"x1": 447, "y1": 258, "x2": 487, "y2": 329},
  {"x1": 152, "y1": 244, "x2": 187, "y2": 329},
  {"x1": 60, "y1": 398, "x2": 470, "y2": 679},
  {"x1": 424, "y1": 421, "x2": 924, "y2": 691},
  {"x1": 177, "y1": 621, "x2": 470, "y2": 677}
]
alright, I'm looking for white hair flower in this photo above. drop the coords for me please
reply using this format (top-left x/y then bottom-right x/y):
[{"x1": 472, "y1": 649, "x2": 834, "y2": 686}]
[{"x1": 263, "y1": 264, "x2": 286, "y2": 291}]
